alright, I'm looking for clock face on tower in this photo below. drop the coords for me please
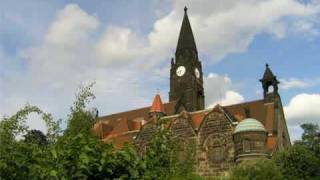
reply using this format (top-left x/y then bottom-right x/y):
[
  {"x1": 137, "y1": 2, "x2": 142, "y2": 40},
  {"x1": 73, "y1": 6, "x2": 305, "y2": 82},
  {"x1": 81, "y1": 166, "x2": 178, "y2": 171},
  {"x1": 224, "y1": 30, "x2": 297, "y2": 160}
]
[
  {"x1": 195, "y1": 68, "x2": 200, "y2": 78},
  {"x1": 176, "y1": 66, "x2": 186, "y2": 76}
]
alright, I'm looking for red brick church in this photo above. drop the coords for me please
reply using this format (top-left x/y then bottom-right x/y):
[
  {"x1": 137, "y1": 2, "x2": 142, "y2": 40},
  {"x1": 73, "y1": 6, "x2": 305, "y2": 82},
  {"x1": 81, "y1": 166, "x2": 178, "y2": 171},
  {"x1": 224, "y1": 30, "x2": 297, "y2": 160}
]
[{"x1": 93, "y1": 7, "x2": 291, "y2": 177}]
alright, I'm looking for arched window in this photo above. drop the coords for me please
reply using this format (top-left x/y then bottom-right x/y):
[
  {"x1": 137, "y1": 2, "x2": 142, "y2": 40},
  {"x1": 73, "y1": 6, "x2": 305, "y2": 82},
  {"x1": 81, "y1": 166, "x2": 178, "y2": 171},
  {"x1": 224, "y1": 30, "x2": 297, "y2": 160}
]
[{"x1": 267, "y1": 85, "x2": 274, "y2": 94}]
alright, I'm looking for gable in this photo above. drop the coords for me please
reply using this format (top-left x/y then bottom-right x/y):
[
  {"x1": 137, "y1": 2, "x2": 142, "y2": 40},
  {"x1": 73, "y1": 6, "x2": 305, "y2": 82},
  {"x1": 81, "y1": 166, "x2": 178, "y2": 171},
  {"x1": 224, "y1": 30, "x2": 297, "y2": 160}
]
[
  {"x1": 135, "y1": 121, "x2": 157, "y2": 145},
  {"x1": 169, "y1": 111, "x2": 196, "y2": 138},
  {"x1": 198, "y1": 110, "x2": 234, "y2": 144},
  {"x1": 97, "y1": 101, "x2": 177, "y2": 133}
]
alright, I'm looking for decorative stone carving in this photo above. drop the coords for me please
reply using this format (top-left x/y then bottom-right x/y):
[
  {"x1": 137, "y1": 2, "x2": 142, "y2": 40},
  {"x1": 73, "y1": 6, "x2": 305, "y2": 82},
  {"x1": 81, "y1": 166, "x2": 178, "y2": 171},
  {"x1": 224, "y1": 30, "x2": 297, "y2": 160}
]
[{"x1": 203, "y1": 134, "x2": 229, "y2": 164}]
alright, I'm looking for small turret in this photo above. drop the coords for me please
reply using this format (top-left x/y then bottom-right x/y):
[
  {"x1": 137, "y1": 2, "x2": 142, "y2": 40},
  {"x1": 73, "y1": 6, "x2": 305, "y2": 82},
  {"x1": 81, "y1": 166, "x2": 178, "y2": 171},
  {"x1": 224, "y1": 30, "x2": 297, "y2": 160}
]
[
  {"x1": 149, "y1": 93, "x2": 166, "y2": 119},
  {"x1": 233, "y1": 118, "x2": 269, "y2": 163},
  {"x1": 260, "y1": 64, "x2": 280, "y2": 102}
]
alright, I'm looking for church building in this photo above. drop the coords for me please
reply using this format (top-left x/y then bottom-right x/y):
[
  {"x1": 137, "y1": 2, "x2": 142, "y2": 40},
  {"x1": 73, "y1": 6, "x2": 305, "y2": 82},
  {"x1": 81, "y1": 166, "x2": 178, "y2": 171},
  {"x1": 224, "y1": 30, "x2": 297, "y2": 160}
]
[{"x1": 93, "y1": 7, "x2": 291, "y2": 177}]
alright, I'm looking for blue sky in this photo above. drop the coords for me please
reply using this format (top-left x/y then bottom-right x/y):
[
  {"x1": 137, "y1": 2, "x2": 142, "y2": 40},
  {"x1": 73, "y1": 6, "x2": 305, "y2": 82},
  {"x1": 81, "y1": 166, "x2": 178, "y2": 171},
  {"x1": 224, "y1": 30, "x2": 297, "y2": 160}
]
[{"x1": 1, "y1": 0, "x2": 320, "y2": 141}]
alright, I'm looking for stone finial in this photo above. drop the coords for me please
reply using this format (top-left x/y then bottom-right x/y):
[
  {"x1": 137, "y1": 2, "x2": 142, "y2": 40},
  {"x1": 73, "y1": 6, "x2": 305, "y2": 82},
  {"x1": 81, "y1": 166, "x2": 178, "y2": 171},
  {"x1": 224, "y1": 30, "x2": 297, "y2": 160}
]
[{"x1": 184, "y1": 6, "x2": 188, "y2": 13}]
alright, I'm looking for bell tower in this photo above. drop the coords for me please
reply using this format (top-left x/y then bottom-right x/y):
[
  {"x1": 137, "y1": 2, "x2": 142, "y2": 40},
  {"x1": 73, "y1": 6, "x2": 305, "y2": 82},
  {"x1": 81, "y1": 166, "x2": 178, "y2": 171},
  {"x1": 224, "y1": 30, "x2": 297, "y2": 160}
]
[
  {"x1": 169, "y1": 7, "x2": 205, "y2": 112},
  {"x1": 260, "y1": 64, "x2": 280, "y2": 102}
]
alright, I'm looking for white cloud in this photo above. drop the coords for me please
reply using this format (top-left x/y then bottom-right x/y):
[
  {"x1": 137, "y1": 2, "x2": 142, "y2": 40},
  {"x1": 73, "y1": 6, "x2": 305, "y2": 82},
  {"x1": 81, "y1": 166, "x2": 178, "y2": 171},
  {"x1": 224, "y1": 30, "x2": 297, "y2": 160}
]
[
  {"x1": 284, "y1": 93, "x2": 320, "y2": 141},
  {"x1": 45, "y1": 4, "x2": 99, "y2": 47},
  {"x1": 2, "y1": 1, "x2": 320, "y2": 133},
  {"x1": 280, "y1": 78, "x2": 320, "y2": 90},
  {"x1": 204, "y1": 73, "x2": 244, "y2": 107},
  {"x1": 149, "y1": 0, "x2": 320, "y2": 61},
  {"x1": 96, "y1": 26, "x2": 148, "y2": 65},
  {"x1": 280, "y1": 78, "x2": 311, "y2": 90},
  {"x1": 284, "y1": 93, "x2": 320, "y2": 125},
  {"x1": 293, "y1": 20, "x2": 320, "y2": 38},
  {"x1": 220, "y1": 91, "x2": 245, "y2": 106},
  {"x1": 288, "y1": 125, "x2": 304, "y2": 142},
  {"x1": 0, "y1": 4, "x2": 156, "y2": 133}
]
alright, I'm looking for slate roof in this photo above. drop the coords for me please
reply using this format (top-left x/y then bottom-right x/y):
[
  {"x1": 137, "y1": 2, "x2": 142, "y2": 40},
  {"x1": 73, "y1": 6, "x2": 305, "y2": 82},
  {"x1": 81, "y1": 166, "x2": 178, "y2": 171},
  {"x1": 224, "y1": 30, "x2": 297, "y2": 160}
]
[
  {"x1": 93, "y1": 101, "x2": 177, "y2": 142},
  {"x1": 176, "y1": 7, "x2": 197, "y2": 54},
  {"x1": 260, "y1": 64, "x2": 279, "y2": 83}
]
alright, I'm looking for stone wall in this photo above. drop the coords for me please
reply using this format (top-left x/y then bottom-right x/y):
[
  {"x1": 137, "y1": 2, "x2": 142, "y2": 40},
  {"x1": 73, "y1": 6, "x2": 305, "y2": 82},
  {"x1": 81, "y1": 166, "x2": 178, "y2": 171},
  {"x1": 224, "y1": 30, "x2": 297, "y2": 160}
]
[
  {"x1": 135, "y1": 110, "x2": 236, "y2": 177},
  {"x1": 135, "y1": 121, "x2": 156, "y2": 155},
  {"x1": 196, "y1": 112, "x2": 235, "y2": 177},
  {"x1": 233, "y1": 131, "x2": 268, "y2": 162}
]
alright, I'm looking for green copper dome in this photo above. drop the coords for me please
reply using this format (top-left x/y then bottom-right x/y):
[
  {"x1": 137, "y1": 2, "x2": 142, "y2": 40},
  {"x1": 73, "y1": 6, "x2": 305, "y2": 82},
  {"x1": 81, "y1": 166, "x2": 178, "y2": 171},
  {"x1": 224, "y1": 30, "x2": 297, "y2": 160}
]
[{"x1": 234, "y1": 118, "x2": 266, "y2": 134}]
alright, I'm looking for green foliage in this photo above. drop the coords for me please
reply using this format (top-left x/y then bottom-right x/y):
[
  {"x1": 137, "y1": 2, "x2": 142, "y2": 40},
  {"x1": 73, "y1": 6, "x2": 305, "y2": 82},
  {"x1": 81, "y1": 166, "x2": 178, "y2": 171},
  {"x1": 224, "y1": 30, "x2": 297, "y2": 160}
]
[
  {"x1": 24, "y1": 129, "x2": 48, "y2": 146},
  {"x1": 64, "y1": 83, "x2": 96, "y2": 136},
  {"x1": 0, "y1": 83, "x2": 143, "y2": 179},
  {"x1": 274, "y1": 123, "x2": 320, "y2": 180},
  {"x1": 295, "y1": 123, "x2": 320, "y2": 158},
  {"x1": 0, "y1": 104, "x2": 60, "y2": 179},
  {"x1": 142, "y1": 119, "x2": 196, "y2": 179},
  {"x1": 50, "y1": 133, "x2": 142, "y2": 179},
  {"x1": 273, "y1": 144, "x2": 320, "y2": 180},
  {"x1": 229, "y1": 159, "x2": 283, "y2": 180},
  {"x1": 8, "y1": 83, "x2": 320, "y2": 180},
  {"x1": 0, "y1": 105, "x2": 60, "y2": 145},
  {"x1": 142, "y1": 123, "x2": 179, "y2": 179}
]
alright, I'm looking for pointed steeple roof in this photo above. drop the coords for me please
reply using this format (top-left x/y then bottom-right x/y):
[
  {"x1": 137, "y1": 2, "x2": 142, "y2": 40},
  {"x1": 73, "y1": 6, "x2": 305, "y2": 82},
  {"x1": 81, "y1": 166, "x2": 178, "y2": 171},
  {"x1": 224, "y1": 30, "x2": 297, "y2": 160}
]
[
  {"x1": 176, "y1": 6, "x2": 197, "y2": 55},
  {"x1": 260, "y1": 64, "x2": 279, "y2": 83},
  {"x1": 261, "y1": 64, "x2": 275, "y2": 80},
  {"x1": 150, "y1": 94, "x2": 165, "y2": 113}
]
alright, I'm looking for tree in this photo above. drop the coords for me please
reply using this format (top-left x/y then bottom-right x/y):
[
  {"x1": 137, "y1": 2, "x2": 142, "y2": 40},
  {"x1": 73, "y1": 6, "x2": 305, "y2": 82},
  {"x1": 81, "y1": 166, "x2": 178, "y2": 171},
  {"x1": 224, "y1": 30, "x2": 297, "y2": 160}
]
[
  {"x1": 0, "y1": 84, "x2": 143, "y2": 179},
  {"x1": 24, "y1": 129, "x2": 48, "y2": 146},
  {"x1": 229, "y1": 159, "x2": 283, "y2": 180},
  {"x1": 44, "y1": 83, "x2": 143, "y2": 179},
  {"x1": 273, "y1": 144, "x2": 320, "y2": 180},
  {"x1": 0, "y1": 104, "x2": 59, "y2": 179},
  {"x1": 295, "y1": 123, "x2": 320, "y2": 158}
]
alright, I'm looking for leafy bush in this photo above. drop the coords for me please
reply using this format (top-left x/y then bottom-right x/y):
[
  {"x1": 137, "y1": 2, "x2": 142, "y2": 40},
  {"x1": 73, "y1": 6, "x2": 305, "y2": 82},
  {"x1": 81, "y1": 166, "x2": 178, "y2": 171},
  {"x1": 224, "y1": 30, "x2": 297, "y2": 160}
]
[
  {"x1": 0, "y1": 84, "x2": 143, "y2": 179},
  {"x1": 229, "y1": 159, "x2": 283, "y2": 180},
  {"x1": 0, "y1": 83, "x2": 200, "y2": 179},
  {"x1": 295, "y1": 123, "x2": 320, "y2": 159},
  {"x1": 0, "y1": 105, "x2": 59, "y2": 179},
  {"x1": 273, "y1": 144, "x2": 320, "y2": 180},
  {"x1": 142, "y1": 119, "x2": 196, "y2": 179}
]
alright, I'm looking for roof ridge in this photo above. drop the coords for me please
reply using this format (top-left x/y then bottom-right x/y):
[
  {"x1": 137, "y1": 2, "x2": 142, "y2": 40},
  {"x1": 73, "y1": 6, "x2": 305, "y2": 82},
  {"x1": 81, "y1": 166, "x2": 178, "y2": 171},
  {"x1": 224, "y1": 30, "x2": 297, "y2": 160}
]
[
  {"x1": 222, "y1": 99, "x2": 265, "y2": 108},
  {"x1": 98, "y1": 101, "x2": 177, "y2": 119}
]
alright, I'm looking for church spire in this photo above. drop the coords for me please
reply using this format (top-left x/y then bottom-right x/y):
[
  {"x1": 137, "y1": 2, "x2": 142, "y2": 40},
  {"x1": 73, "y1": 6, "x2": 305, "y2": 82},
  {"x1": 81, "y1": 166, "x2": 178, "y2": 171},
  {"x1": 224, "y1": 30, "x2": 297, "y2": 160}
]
[
  {"x1": 169, "y1": 6, "x2": 204, "y2": 113},
  {"x1": 176, "y1": 6, "x2": 197, "y2": 55}
]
